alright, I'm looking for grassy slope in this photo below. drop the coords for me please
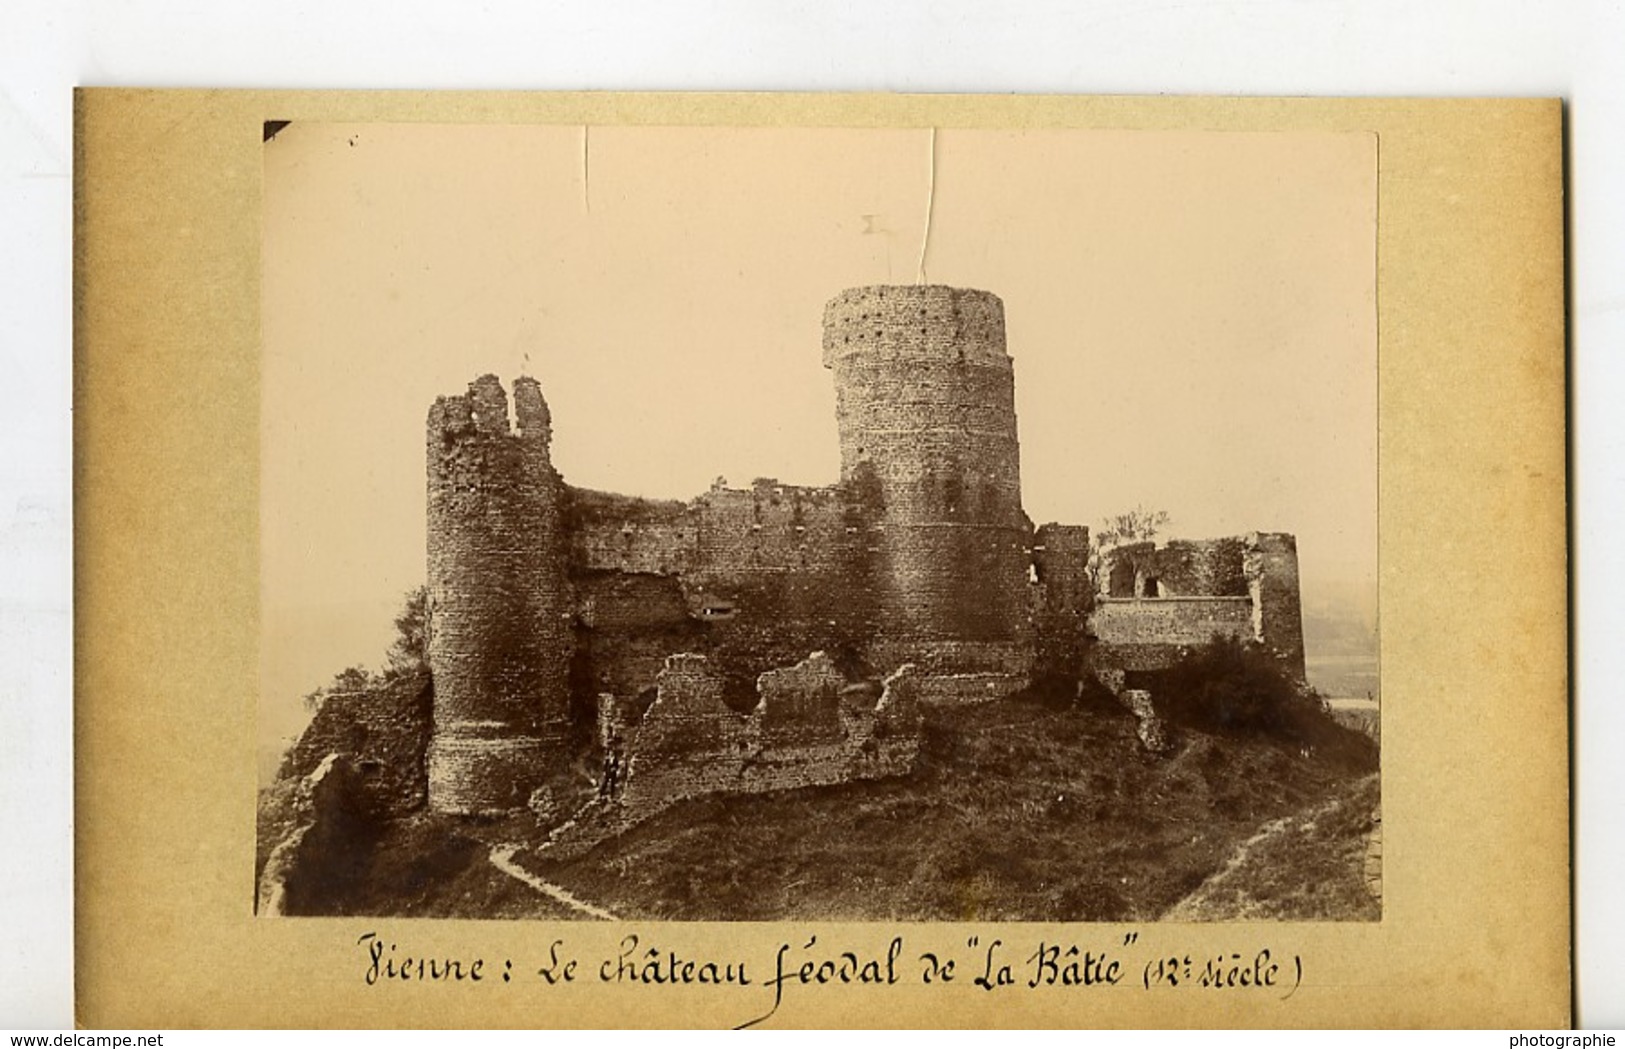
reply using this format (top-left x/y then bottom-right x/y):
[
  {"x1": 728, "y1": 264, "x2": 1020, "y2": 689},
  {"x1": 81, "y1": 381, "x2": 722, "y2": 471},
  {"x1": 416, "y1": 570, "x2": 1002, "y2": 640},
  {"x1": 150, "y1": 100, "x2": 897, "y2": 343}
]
[
  {"x1": 300, "y1": 693, "x2": 1378, "y2": 922},
  {"x1": 529, "y1": 693, "x2": 1377, "y2": 922},
  {"x1": 1160, "y1": 772, "x2": 1381, "y2": 921}
]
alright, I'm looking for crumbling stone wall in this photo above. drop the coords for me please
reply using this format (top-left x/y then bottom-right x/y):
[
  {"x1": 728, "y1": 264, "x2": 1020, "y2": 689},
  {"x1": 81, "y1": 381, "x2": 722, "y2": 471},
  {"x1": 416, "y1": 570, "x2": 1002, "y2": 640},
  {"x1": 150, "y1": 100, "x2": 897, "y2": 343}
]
[
  {"x1": 1148, "y1": 538, "x2": 1248, "y2": 597},
  {"x1": 1243, "y1": 532, "x2": 1306, "y2": 681},
  {"x1": 425, "y1": 375, "x2": 574, "y2": 814},
  {"x1": 1033, "y1": 523, "x2": 1093, "y2": 681},
  {"x1": 570, "y1": 489, "x2": 692, "y2": 576},
  {"x1": 822, "y1": 286, "x2": 1033, "y2": 667},
  {"x1": 257, "y1": 751, "x2": 391, "y2": 916},
  {"x1": 756, "y1": 650, "x2": 846, "y2": 745},
  {"x1": 677, "y1": 479, "x2": 878, "y2": 678},
  {"x1": 614, "y1": 652, "x2": 921, "y2": 818},
  {"x1": 571, "y1": 476, "x2": 881, "y2": 705},
  {"x1": 571, "y1": 569, "x2": 701, "y2": 734},
  {"x1": 276, "y1": 671, "x2": 432, "y2": 820},
  {"x1": 257, "y1": 754, "x2": 350, "y2": 915},
  {"x1": 1089, "y1": 532, "x2": 1307, "y2": 684},
  {"x1": 1099, "y1": 538, "x2": 1248, "y2": 600},
  {"x1": 571, "y1": 479, "x2": 862, "y2": 587}
]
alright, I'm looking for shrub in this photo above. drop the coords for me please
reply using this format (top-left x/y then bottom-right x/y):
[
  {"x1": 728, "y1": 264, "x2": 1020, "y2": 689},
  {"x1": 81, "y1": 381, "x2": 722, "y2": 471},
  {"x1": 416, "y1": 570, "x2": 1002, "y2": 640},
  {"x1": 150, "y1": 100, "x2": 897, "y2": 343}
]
[{"x1": 1154, "y1": 636, "x2": 1376, "y2": 769}]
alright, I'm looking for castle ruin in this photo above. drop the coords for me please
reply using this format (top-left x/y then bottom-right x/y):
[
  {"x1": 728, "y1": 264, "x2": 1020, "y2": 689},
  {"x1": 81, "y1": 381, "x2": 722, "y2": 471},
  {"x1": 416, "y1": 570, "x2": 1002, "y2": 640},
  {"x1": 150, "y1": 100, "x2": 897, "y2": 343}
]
[{"x1": 418, "y1": 284, "x2": 1307, "y2": 818}]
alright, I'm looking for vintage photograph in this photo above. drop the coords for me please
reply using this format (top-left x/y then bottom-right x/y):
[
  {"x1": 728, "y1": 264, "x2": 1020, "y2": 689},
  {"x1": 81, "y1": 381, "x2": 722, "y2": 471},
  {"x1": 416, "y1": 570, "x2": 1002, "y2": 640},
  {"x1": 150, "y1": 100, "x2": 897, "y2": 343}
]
[{"x1": 255, "y1": 122, "x2": 1380, "y2": 923}]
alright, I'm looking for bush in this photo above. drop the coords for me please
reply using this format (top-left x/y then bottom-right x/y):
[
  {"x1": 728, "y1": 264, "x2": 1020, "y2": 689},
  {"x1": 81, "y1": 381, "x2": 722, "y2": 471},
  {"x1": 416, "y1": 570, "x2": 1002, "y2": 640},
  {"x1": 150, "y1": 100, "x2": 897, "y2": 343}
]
[{"x1": 1154, "y1": 636, "x2": 1376, "y2": 769}]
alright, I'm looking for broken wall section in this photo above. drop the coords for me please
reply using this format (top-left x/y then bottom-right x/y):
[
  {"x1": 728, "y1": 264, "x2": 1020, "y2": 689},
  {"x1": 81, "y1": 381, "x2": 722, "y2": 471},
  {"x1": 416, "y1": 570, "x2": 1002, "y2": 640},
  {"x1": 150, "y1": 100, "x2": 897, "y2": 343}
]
[
  {"x1": 1032, "y1": 522, "x2": 1093, "y2": 682},
  {"x1": 570, "y1": 476, "x2": 882, "y2": 706},
  {"x1": 613, "y1": 652, "x2": 921, "y2": 820},
  {"x1": 1089, "y1": 531, "x2": 1308, "y2": 684},
  {"x1": 274, "y1": 670, "x2": 433, "y2": 820}
]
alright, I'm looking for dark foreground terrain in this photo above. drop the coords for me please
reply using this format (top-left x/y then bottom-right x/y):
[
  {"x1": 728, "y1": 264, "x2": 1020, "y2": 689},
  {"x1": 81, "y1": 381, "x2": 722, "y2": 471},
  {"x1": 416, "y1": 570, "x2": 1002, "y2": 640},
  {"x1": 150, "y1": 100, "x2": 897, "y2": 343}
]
[{"x1": 264, "y1": 689, "x2": 1379, "y2": 922}]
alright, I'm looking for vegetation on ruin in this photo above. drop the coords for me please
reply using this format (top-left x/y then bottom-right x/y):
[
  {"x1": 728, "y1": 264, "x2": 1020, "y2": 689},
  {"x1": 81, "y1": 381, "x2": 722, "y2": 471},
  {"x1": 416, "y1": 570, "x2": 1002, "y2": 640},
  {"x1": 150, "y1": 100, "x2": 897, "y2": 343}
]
[
  {"x1": 277, "y1": 680, "x2": 1378, "y2": 922},
  {"x1": 1093, "y1": 504, "x2": 1171, "y2": 551},
  {"x1": 262, "y1": 584, "x2": 1378, "y2": 923},
  {"x1": 297, "y1": 587, "x2": 429, "y2": 717},
  {"x1": 1153, "y1": 636, "x2": 1378, "y2": 768},
  {"x1": 1088, "y1": 503, "x2": 1171, "y2": 581}
]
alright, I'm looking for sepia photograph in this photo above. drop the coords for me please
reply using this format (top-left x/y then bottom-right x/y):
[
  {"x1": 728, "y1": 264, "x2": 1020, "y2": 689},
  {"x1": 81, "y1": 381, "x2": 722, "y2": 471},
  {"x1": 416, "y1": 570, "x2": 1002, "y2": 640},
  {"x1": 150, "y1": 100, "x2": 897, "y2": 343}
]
[{"x1": 255, "y1": 122, "x2": 1379, "y2": 924}]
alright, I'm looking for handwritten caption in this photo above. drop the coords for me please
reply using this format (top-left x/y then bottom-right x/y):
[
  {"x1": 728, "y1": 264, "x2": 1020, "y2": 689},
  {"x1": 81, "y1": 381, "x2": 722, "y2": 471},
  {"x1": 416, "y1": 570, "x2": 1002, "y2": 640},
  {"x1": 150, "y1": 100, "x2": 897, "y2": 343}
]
[{"x1": 355, "y1": 929, "x2": 1303, "y2": 1027}]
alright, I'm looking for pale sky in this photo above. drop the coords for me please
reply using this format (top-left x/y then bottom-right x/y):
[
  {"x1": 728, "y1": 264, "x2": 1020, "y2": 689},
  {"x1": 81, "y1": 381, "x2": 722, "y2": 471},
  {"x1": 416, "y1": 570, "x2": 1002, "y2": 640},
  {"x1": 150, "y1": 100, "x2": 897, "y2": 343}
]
[{"x1": 260, "y1": 123, "x2": 1376, "y2": 770}]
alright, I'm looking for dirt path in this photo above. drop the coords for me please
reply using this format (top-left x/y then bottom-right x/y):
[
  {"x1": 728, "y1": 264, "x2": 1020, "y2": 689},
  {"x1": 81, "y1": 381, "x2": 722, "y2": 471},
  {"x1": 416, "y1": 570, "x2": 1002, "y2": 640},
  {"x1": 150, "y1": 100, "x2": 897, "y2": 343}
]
[
  {"x1": 1159, "y1": 812, "x2": 1306, "y2": 921},
  {"x1": 1160, "y1": 774, "x2": 1379, "y2": 921},
  {"x1": 489, "y1": 844, "x2": 620, "y2": 921}
]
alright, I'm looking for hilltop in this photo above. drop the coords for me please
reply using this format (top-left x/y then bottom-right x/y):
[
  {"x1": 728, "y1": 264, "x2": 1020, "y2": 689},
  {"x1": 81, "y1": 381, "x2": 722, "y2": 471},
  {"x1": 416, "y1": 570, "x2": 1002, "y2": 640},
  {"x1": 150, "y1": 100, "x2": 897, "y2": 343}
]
[{"x1": 261, "y1": 685, "x2": 1379, "y2": 923}]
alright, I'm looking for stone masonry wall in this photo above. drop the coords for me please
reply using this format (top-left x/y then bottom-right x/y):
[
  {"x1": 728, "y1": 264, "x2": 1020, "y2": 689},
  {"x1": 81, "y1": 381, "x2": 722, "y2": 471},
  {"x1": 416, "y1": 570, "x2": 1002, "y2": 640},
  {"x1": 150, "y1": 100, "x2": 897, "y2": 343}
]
[
  {"x1": 1033, "y1": 523, "x2": 1093, "y2": 680},
  {"x1": 1099, "y1": 538, "x2": 1247, "y2": 599},
  {"x1": 1147, "y1": 538, "x2": 1248, "y2": 597},
  {"x1": 572, "y1": 570, "x2": 701, "y2": 711},
  {"x1": 1090, "y1": 533, "x2": 1306, "y2": 682},
  {"x1": 1091, "y1": 597, "x2": 1254, "y2": 648},
  {"x1": 276, "y1": 670, "x2": 432, "y2": 820},
  {"x1": 425, "y1": 375, "x2": 573, "y2": 814},
  {"x1": 571, "y1": 476, "x2": 881, "y2": 702},
  {"x1": 615, "y1": 652, "x2": 921, "y2": 817},
  {"x1": 1243, "y1": 531, "x2": 1307, "y2": 681},
  {"x1": 571, "y1": 479, "x2": 861, "y2": 584}
]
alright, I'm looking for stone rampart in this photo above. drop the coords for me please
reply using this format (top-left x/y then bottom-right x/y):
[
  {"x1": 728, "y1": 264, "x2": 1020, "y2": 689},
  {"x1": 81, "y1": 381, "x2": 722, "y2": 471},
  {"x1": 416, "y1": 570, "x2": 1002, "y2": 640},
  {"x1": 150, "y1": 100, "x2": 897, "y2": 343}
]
[{"x1": 1033, "y1": 523, "x2": 1093, "y2": 679}]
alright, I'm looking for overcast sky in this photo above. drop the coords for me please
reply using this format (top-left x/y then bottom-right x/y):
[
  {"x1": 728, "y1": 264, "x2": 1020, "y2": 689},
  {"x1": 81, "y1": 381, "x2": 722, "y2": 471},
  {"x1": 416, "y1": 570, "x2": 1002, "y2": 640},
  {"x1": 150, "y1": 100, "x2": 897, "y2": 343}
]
[{"x1": 260, "y1": 122, "x2": 1376, "y2": 766}]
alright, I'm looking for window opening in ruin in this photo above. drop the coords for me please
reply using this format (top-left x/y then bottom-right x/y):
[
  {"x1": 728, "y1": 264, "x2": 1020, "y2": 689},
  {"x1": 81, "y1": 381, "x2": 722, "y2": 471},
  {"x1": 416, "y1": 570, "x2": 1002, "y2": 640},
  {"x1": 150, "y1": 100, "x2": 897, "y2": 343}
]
[
  {"x1": 1142, "y1": 576, "x2": 1160, "y2": 598},
  {"x1": 1108, "y1": 560, "x2": 1135, "y2": 598}
]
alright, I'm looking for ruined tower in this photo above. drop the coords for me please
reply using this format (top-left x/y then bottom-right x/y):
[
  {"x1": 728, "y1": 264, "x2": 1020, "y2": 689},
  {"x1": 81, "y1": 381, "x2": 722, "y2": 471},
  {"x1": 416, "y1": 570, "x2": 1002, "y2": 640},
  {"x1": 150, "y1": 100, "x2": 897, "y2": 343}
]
[
  {"x1": 1244, "y1": 532, "x2": 1307, "y2": 682},
  {"x1": 425, "y1": 375, "x2": 573, "y2": 813},
  {"x1": 822, "y1": 286, "x2": 1033, "y2": 673}
]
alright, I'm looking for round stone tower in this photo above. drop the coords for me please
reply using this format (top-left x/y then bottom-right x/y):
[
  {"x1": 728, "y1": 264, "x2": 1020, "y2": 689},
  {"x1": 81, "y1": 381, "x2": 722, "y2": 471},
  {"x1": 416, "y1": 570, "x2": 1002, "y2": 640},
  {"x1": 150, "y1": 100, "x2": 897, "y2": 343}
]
[
  {"x1": 424, "y1": 374, "x2": 573, "y2": 814},
  {"x1": 822, "y1": 285, "x2": 1032, "y2": 671}
]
